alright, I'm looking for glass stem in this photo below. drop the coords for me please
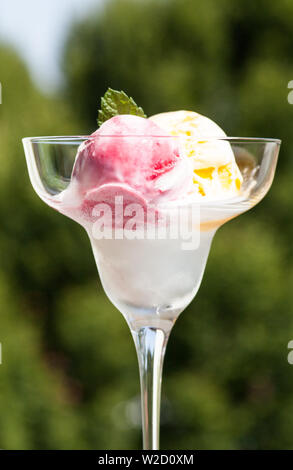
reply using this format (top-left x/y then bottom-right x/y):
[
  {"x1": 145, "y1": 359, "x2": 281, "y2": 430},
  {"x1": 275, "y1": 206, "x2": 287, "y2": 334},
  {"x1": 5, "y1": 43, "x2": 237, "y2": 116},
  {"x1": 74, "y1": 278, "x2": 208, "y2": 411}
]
[{"x1": 132, "y1": 326, "x2": 170, "y2": 450}]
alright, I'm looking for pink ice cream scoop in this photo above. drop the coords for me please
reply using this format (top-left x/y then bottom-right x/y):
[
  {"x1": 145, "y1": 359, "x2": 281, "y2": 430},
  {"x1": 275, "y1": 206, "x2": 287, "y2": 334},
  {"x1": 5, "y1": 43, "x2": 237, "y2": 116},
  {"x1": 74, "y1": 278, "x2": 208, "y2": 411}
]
[
  {"x1": 60, "y1": 115, "x2": 185, "y2": 228},
  {"x1": 72, "y1": 115, "x2": 180, "y2": 201}
]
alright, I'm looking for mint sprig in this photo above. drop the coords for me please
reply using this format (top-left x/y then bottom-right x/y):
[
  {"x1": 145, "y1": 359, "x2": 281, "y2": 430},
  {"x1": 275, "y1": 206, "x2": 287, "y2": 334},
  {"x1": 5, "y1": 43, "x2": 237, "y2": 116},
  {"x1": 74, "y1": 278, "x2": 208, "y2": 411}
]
[{"x1": 97, "y1": 88, "x2": 146, "y2": 126}]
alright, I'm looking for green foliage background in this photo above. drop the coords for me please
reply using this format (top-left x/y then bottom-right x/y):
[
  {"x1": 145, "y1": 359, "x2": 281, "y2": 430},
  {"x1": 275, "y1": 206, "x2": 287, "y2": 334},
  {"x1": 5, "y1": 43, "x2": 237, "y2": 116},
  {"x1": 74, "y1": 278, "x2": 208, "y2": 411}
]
[{"x1": 1, "y1": 0, "x2": 293, "y2": 449}]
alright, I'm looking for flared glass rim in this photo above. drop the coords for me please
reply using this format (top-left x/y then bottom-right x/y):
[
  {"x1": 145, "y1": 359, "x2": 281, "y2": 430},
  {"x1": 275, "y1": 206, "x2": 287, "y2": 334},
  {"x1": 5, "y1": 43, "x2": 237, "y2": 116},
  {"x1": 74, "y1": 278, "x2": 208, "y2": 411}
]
[
  {"x1": 22, "y1": 134, "x2": 281, "y2": 211},
  {"x1": 22, "y1": 136, "x2": 282, "y2": 145}
]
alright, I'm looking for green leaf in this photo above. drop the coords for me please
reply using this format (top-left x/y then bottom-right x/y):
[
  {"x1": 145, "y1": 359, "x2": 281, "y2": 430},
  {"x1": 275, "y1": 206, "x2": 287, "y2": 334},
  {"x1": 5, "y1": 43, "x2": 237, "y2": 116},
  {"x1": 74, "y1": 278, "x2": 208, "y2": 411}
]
[{"x1": 97, "y1": 88, "x2": 146, "y2": 126}]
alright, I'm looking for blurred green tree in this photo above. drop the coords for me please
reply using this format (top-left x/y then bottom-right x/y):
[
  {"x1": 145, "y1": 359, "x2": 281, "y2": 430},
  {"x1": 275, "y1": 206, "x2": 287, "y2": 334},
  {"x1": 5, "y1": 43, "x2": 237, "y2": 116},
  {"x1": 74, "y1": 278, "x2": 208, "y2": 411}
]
[{"x1": 0, "y1": 45, "x2": 91, "y2": 449}]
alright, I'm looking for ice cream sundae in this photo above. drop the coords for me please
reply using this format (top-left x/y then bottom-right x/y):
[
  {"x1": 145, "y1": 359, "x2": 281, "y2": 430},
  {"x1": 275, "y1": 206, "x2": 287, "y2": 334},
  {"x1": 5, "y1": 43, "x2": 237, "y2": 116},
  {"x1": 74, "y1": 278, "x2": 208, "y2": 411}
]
[
  {"x1": 46, "y1": 89, "x2": 247, "y2": 327},
  {"x1": 22, "y1": 88, "x2": 280, "y2": 450}
]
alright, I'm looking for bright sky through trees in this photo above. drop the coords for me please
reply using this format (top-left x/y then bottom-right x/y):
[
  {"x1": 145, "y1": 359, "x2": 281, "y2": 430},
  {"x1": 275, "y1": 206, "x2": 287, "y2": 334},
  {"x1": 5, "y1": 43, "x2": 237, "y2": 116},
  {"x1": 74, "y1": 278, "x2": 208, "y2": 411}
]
[{"x1": 0, "y1": 0, "x2": 105, "y2": 91}]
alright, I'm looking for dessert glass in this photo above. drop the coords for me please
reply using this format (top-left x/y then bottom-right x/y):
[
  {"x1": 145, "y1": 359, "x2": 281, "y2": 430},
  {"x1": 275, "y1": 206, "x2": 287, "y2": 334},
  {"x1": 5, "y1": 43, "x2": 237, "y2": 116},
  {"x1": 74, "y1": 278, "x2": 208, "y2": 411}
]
[{"x1": 23, "y1": 136, "x2": 280, "y2": 449}]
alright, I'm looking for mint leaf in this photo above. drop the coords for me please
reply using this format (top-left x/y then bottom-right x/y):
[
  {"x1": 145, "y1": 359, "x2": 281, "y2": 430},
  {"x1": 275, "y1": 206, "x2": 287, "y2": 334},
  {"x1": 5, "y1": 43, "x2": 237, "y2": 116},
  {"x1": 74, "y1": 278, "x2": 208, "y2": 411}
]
[{"x1": 98, "y1": 88, "x2": 146, "y2": 126}]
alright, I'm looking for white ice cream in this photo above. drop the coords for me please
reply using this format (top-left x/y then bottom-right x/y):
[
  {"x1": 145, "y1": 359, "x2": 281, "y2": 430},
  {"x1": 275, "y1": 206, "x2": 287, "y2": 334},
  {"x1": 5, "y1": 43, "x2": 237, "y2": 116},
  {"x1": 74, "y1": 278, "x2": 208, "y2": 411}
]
[{"x1": 150, "y1": 110, "x2": 243, "y2": 200}]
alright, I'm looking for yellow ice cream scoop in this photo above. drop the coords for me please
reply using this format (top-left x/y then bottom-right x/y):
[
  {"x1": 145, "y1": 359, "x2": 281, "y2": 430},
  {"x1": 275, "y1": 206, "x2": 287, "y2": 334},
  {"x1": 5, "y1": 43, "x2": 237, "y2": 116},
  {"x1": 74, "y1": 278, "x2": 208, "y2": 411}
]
[{"x1": 149, "y1": 110, "x2": 242, "y2": 199}]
